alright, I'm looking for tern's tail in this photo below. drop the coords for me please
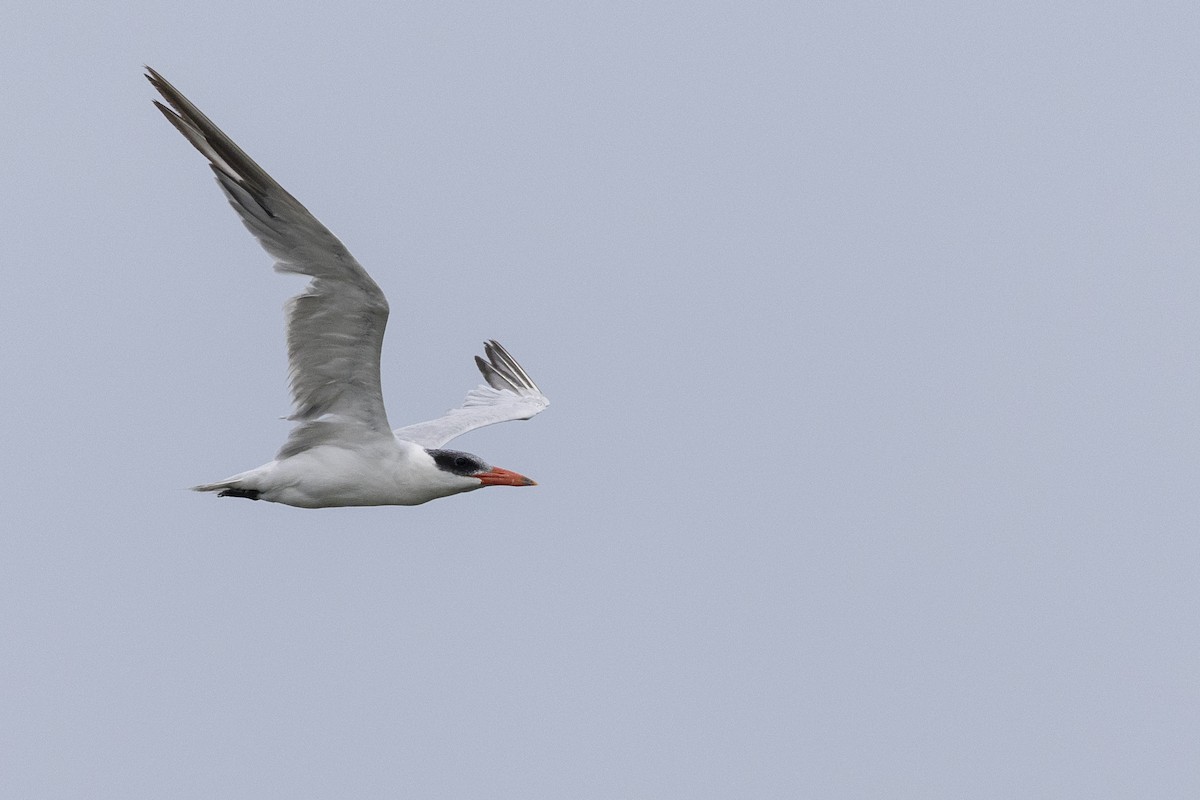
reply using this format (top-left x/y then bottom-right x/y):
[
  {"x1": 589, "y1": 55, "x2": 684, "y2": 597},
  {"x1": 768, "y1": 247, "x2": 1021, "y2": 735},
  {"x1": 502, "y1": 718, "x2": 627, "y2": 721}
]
[{"x1": 192, "y1": 473, "x2": 262, "y2": 500}]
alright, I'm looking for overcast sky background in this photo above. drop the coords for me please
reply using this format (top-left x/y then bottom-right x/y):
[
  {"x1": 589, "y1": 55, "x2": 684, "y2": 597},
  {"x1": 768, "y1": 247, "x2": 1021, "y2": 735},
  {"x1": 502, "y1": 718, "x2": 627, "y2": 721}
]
[{"x1": 2, "y1": 1, "x2": 1199, "y2": 797}]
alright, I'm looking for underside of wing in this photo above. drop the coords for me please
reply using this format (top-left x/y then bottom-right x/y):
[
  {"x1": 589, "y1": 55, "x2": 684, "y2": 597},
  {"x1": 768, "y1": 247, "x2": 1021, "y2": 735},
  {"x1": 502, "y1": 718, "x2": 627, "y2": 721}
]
[
  {"x1": 147, "y1": 68, "x2": 394, "y2": 446},
  {"x1": 393, "y1": 341, "x2": 549, "y2": 448}
]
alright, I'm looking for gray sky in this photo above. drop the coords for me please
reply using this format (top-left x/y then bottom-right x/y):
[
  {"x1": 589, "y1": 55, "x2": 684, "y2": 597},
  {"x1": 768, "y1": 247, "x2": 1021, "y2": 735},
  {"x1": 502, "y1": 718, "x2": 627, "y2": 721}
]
[{"x1": 2, "y1": 1, "x2": 1198, "y2": 797}]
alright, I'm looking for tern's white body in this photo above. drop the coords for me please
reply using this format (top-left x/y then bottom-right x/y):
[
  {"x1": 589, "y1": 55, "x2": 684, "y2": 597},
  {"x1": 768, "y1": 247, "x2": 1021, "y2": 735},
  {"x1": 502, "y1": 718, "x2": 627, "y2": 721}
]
[
  {"x1": 148, "y1": 68, "x2": 549, "y2": 508},
  {"x1": 208, "y1": 441, "x2": 479, "y2": 508}
]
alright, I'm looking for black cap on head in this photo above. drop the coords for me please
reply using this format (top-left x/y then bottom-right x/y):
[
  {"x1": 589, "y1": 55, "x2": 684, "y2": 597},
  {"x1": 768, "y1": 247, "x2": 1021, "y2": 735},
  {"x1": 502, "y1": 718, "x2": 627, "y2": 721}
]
[{"x1": 427, "y1": 448, "x2": 489, "y2": 476}]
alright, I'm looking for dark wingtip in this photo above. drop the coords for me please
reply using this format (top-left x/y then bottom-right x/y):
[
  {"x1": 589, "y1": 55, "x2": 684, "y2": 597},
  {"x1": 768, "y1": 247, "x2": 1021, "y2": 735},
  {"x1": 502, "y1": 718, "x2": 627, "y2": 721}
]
[
  {"x1": 475, "y1": 354, "x2": 515, "y2": 391},
  {"x1": 144, "y1": 65, "x2": 167, "y2": 90}
]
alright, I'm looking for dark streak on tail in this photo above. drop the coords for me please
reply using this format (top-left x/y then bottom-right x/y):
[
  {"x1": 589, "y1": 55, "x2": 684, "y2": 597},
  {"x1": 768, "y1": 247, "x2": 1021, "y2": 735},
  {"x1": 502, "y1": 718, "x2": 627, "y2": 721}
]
[{"x1": 218, "y1": 488, "x2": 261, "y2": 500}]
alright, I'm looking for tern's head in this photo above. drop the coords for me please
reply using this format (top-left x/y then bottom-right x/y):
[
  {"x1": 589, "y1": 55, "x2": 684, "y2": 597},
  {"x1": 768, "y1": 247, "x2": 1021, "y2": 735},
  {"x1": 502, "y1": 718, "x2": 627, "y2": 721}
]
[{"x1": 426, "y1": 448, "x2": 537, "y2": 491}]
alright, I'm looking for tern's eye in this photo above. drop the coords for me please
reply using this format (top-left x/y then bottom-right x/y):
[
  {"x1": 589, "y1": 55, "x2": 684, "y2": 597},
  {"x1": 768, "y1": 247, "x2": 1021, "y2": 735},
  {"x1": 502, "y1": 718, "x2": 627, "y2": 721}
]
[{"x1": 429, "y1": 448, "x2": 486, "y2": 476}]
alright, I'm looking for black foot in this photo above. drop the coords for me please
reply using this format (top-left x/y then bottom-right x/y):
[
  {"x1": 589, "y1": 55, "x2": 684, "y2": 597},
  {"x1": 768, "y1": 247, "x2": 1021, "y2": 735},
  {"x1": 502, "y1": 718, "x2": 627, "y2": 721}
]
[{"x1": 218, "y1": 488, "x2": 261, "y2": 500}]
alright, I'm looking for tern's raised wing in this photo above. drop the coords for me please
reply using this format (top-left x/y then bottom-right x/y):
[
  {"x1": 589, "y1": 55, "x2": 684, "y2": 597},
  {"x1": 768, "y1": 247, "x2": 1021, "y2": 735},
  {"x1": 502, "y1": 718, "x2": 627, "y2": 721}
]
[
  {"x1": 147, "y1": 68, "x2": 393, "y2": 450},
  {"x1": 393, "y1": 341, "x2": 549, "y2": 448}
]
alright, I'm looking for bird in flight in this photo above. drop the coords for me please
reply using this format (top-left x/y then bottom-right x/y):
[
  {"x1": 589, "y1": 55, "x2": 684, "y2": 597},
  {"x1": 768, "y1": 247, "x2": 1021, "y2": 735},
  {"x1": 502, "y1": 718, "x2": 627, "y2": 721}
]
[{"x1": 147, "y1": 68, "x2": 549, "y2": 508}]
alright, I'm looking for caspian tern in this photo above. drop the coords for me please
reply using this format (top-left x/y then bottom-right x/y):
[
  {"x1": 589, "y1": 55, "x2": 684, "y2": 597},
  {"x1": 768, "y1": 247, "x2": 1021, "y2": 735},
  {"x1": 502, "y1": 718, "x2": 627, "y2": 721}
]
[{"x1": 147, "y1": 68, "x2": 549, "y2": 508}]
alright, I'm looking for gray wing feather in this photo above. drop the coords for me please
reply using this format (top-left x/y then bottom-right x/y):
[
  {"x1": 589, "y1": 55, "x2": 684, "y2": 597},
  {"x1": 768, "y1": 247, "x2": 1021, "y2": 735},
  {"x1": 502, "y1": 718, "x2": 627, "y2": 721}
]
[
  {"x1": 393, "y1": 341, "x2": 549, "y2": 448},
  {"x1": 147, "y1": 68, "x2": 393, "y2": 450}
]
